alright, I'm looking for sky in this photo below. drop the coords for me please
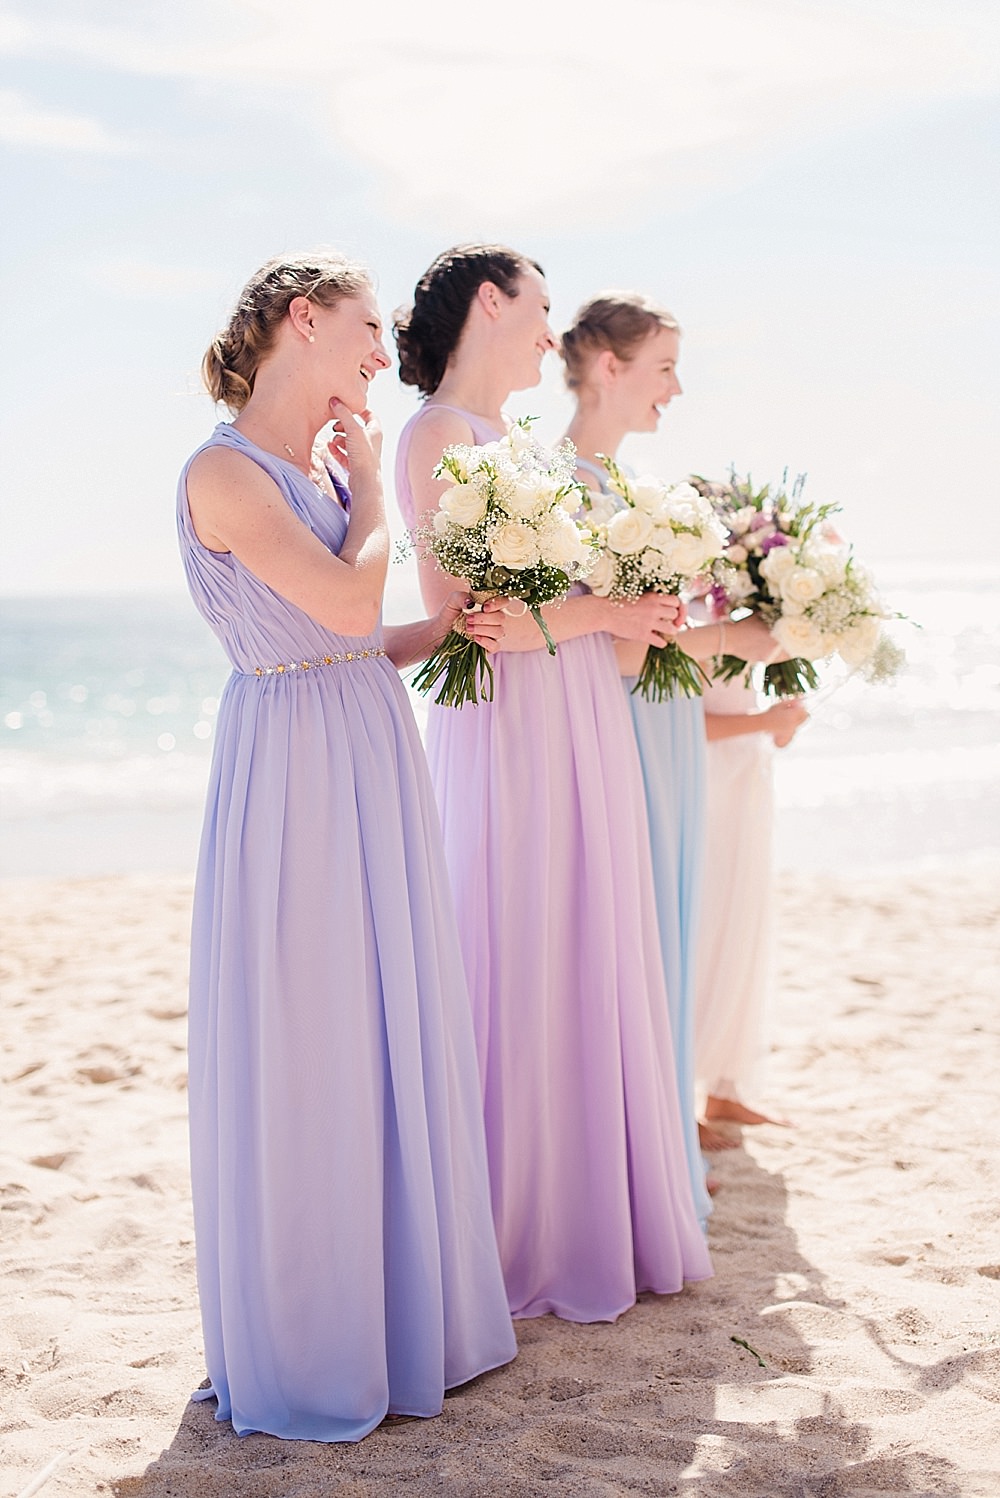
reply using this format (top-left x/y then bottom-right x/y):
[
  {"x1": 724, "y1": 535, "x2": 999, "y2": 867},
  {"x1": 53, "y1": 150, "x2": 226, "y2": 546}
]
[{"x1": 1, "y1": 0, "x2": 998, "y2": 597}]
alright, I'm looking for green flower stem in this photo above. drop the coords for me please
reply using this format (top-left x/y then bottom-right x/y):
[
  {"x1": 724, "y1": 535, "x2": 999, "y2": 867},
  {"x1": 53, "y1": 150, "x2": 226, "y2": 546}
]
[
  {"x1": 530, "y1": 605, "x2": 557, "y2": 656},
  {"x1": 712, "y1": 653, "x2": 754, "y2": 685},
  {"x1": 411, "y1": 632, "x2": 495, "y2": 708},
  {"x1": 712, "y1": 652, "x2": 818, "y2": 697},
  {"x1": 630, "y1": 642, "x2": 708, "y2": 702},
  {"x1": 762, "y1": 658, "x2": 819, "y2": 697}
]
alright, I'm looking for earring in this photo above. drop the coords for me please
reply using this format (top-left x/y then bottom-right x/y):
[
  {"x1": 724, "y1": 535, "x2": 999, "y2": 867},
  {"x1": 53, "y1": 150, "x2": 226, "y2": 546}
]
[{"x1": 308, "y1": 334, "x2": 315, "y2": 344}]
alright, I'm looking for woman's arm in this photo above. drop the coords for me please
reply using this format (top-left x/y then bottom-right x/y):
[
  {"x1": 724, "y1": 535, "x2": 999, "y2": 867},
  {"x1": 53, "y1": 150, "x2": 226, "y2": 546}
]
[
  {"x1": 382, "y1": 594, "x2": 506, "y2": 670},
  {"x1": 705, "y1": 698, "x2": 809, "y2": 744},
  {"x1": 187, "y1": 404, "x2": 389, "y2": 637},
  {"x1": 677, "y1": 613, "x2": 782, "y2": 664}
]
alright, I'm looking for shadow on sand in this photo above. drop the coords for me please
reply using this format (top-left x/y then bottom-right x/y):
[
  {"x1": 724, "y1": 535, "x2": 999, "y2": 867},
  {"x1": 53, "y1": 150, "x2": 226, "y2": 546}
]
[{"x1": 113, "y1": 1139, "x2": 978, "y2": 1497}]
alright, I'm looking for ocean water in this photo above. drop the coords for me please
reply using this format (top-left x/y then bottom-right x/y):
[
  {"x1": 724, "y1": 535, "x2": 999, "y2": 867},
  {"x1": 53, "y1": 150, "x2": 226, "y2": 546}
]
[{"x1": 2, "y1": 566, "x2": 998, "y2": 878}]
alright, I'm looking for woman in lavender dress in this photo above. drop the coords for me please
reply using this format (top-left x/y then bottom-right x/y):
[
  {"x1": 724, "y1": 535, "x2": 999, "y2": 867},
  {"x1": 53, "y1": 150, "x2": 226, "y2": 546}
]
[
  {"x1": 178, "y1": 253, "x2": 515, "y2": 1443},
  {"x1": 394, "y1": 245, "x2": 711, "y2": 1323},
  {"x1": 560, "y1": 293, "x2": 782, "y2": 1205}
]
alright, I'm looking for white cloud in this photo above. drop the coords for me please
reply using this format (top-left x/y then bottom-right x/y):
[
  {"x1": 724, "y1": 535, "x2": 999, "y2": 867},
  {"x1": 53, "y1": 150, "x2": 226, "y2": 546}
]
[
  {"x1": 0, "y1": 87, "x2": 133, "y2": 153},
  {"x1": 3, "y1": 0, "x2": 998, "y2": 224}
]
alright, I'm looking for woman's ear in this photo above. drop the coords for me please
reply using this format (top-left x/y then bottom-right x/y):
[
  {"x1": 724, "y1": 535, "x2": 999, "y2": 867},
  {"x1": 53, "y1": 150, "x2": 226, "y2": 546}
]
[
  {"x1": 594, "y1": 348, "x2": 619, "y2": 386},
  {"x1": 476, "y1": 281, "x2": 504, "y2": 321},
  {"x1": 287, "y1": 295, "x2": 316, "y2": 342}
]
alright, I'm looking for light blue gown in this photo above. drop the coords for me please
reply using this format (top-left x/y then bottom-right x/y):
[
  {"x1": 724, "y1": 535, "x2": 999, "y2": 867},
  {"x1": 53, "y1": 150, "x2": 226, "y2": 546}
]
[{"x1": 578, "y1": 458, "x2": 712, "y2": 1229}]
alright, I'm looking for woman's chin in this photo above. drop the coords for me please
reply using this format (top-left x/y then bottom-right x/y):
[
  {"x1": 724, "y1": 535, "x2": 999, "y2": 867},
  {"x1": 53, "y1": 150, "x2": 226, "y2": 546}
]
[
  {"x1": 329, "y1": 392, "x2": 367, "y2": 418},
  {"x1": 512, "y1": 365, "x2": 544, "y2": 394}
]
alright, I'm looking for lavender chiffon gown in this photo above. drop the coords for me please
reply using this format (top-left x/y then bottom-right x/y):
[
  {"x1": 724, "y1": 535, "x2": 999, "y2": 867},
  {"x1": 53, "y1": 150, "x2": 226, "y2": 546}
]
[
  {"x1": 177, "y1": 424, "x2": 515, "y2": 1442},
  {"x1": 396, "y1": 405, "x2": 712, "y2": 1323}
]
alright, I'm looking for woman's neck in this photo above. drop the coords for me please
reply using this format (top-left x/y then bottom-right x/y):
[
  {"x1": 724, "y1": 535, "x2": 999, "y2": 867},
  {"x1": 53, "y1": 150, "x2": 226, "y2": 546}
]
[
  {"x1": 233, "y1": 384, "x2": 321, "y2": 474},
  {"x1": 431, "y1": 360, "x2": 510, "y2": 432},
  {"x1": 563, "y1": 406, "x2": 628, "y2": 467}
]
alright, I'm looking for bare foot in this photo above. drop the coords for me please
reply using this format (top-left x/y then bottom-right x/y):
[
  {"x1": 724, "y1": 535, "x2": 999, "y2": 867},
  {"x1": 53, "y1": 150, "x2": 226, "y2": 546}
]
[
  {"x1": 705, "y1": 1095, "x2": 791, "y2": 1127},
  {"x1": 699, "y1": 1120, "x2": 738, "y2": 1152}
]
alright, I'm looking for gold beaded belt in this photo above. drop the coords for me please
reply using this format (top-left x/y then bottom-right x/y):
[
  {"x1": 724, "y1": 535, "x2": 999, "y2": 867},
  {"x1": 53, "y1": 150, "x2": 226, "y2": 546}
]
[{"x1": 249, "y1": 647, "x2": 386, "y2": 678}]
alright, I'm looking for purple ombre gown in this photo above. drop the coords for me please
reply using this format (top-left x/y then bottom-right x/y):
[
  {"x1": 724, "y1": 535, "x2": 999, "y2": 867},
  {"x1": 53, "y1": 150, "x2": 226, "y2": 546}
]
[
  {"x1": 177, "y1": 424, "x2": 515, "y2": 1442},
  {"x1": 396, "y1": 405, "x2": 712, "y2": 1323}
]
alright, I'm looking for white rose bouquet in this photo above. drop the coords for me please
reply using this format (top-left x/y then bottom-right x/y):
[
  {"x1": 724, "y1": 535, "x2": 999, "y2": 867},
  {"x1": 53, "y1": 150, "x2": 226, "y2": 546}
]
[
  {"x1": 585, "y1": 455, "x2": 728, "y2": 700},
  {"x1": 695, "y1": 473, "x2": 901, "y2": 696},
  {"x1": 411, "y1": 418, "x2": 597, "y2": 707}
]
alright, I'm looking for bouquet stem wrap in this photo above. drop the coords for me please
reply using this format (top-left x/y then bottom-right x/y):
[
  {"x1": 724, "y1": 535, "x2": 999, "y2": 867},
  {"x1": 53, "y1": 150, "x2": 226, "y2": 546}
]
[{"x1": 411, "y1": 590, "x2": 499, "y2": 707}]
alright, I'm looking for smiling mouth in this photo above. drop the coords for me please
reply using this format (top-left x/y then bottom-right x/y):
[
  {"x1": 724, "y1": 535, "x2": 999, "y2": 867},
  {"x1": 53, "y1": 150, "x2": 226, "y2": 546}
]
[{"x1": 360, "y1": 367, "x2": 373, "y2": 383}]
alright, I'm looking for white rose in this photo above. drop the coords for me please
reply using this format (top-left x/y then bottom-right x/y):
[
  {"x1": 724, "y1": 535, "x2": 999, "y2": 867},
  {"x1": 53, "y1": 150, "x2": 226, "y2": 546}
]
[
  {"x1": 489, "y1": 521, "x2": 541, "y2": 570},
  {"x1": 731, "y1": 505, "x2": 756, "y2": 536},
  {"x1": 607, "y1": 507, "x2": 654, "y2": 555},
  {"x1": 441, "y1": 482, "x2": 487, "y2": 528},
  {"x1": 772, "y1": 613, "x2": 826, "y2": 659},
  {"x1": 759, "y1": 546, "x2": 797, "y2": 585},
  {"x1": 725, "y1": 543, "x2": 749, "y2": 564},
  {"x1": 539, "y1": 512, "x2": 590, "y2": 571},
  {"x1": 661, "y1": 498, "x2": 698, "y2": 531},
  {"x1": 630, "y1": 476, "x2": 667, "y2": 514},
  {"x1": 587, "y1": 550, "x2": 618, "y2": 596},
  {"x1": 583, "y1": 490, "x2": 618, "y2": 526},
  {"x1": 431, "y1": 509, "x2": 450, "y2": 535},
  {"x1": 670, "y1": 531, "x2": 709, "y2": 576},
  {"x1": 504, "y1": 478, "x2": 550, "y2": 521},
  {"x1": 782, "y1": 567, "x2": 826, "y2": 606},
  {"x1": 667, "y1": 481, "x2": 701, "y2": 505}
]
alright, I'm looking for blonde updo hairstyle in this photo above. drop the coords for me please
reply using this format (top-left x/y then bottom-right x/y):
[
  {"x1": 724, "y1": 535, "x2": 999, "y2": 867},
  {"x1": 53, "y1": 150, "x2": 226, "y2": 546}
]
[
  {"x1": 203, "y1": 252, "x2": 373, "y2": 414},
  {"x1": 560, "y1": 291, "x2": 680, "y2": 391}
]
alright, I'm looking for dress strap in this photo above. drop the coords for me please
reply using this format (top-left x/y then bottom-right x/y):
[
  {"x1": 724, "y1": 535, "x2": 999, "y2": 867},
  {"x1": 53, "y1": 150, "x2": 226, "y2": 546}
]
[{"x1": 416, "y1": 402, "x2": 506, "y2": 442}]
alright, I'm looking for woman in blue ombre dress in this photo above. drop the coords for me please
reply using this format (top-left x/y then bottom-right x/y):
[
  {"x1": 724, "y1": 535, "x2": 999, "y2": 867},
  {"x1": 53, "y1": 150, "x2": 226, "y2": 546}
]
[
  {"x1": 177, "y1": 253, "x2": 515, "y2": 1442},
  {"x1": 560, "y1": 292, "x2": 779, "y2": 1218}
]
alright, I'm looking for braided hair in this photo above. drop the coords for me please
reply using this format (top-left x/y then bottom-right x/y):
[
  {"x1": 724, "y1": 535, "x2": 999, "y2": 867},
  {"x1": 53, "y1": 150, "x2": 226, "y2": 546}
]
[
  {"x1": 202, "y1": 253, "x2": 372, "y2": 413},
  {"x1": 394, "y1": 243, "x2": 543, "y2": 397}
]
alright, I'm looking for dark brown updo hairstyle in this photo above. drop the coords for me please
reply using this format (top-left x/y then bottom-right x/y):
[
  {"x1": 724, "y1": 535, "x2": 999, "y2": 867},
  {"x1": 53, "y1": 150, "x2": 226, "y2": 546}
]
[
  {"x1": 394, "y1": 243, "x2": 544, "y2": 397},
  {"x1": 203, "y1": 252, "x2": 373, "y2": 414},
  {"x1": 561, "y1": 291, "x2": 680, "y2": 391}
]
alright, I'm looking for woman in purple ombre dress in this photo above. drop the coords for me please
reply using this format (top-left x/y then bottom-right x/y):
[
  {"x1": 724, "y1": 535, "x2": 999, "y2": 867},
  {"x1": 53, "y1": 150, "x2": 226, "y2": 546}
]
[
  {"x1": 177, "y1": 254, "x2": 515, "y2": 1443},
  {"x1": 393, "y1": 244, "x2": 712, "y2": 1324}
]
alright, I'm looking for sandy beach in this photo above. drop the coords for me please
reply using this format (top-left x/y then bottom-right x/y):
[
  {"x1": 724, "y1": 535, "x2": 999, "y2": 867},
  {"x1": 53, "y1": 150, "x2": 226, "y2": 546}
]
[{"x1": 2, "y1": 860, "x2": 999, "y2": 1497}]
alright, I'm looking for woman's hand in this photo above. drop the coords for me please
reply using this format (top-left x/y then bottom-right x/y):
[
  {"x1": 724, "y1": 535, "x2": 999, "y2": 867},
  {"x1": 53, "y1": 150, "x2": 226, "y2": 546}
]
[
  {"x1": 608, "y1": 591, "x2": 686, "y2": 647},
  {"x1": 436, "y1": 592, "x2": 507, "y2": 653},
  {"x1": 327, "y1": 402, "x2": 383, "y2": 482},
  {"x1": 764, "y1": 697, "x2": 809, "y2": 747}
]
